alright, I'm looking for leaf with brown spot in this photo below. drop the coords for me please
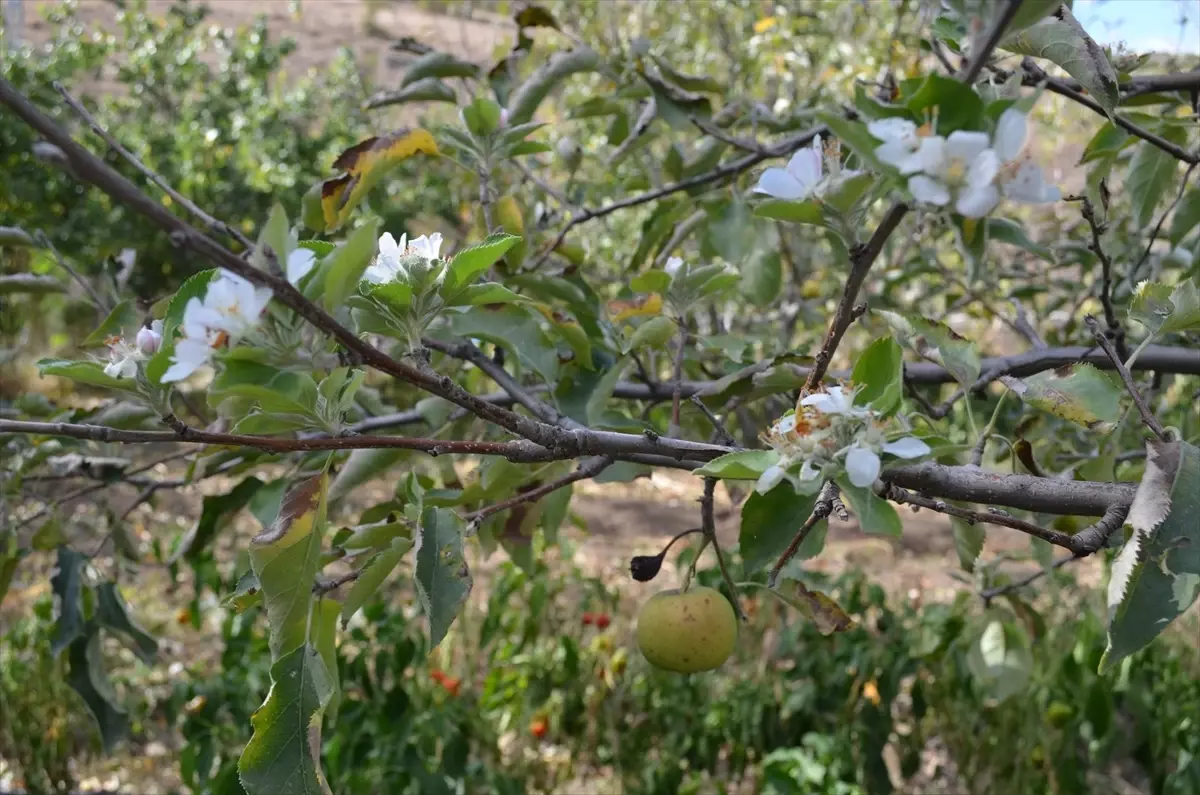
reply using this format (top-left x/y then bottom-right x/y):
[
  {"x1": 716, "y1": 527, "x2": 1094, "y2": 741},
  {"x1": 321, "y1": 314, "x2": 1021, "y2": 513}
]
[
  {"x1": 791, "y1": 581, "x2": 856, "y2": 635},
  {"x1": 608, "y1": 293, "x2": 663, "y2": 323},
  {"x1": 1000, "y1": 363, "x2": 1122, "y2": 433},
  {"x1": 320, "y1": 129, "x2": 438, "y2": 230}
]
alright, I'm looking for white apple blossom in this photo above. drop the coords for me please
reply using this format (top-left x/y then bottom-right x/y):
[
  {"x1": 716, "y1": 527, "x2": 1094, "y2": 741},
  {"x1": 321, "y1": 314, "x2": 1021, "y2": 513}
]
[
  {"x1": 364, "y1": 232, "x2": 445, "y2": 285},
  {"x1": 664, "y1": 256, "x2": 685, "y2": 277},
  {"x1": 799, "y1": 385, "x2": 872, "y2": 418},
  {"x1": 160, "y1": 271, "x2": 272, "y2": 383},
  {"x1": 756, "y1": 460, "x2": 789, "y2": 494},
  {"x1": 755, "y1": 136, "x2": 824, "y2": 200},
  {"x1": 287, "y1": 248, "x2": 316, "y2": 284},
  {"x1": 871, "y1": 108, "x2": 1058, "y2": 217},
  {"x1": 843, "y1": 436, "x2": 933, "y2": 488},
  {"x1": 102, "y1": 320, "x2": 164, "y2": 379}
]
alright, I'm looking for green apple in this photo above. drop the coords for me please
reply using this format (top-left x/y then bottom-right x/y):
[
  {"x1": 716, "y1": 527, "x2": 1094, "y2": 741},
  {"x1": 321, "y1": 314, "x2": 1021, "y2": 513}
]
[{"x1": 635, "y1": 586, "x2": 737, "y2": 673}]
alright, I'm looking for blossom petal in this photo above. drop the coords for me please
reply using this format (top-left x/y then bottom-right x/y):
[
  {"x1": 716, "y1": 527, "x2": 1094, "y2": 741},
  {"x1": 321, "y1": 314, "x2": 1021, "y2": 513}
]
[
  {"x1": 1002, "y1": 162, "x2": 1061, "y2": 204},
  {"x1": 799, "y1": 459, "x2": 821, "y2": 481},
  {"x1": 161, "y1": 337, "x2": 213, "y2": 383},
  {"x1": 754, "y1": 167, "x2": 806, "y2": 199},
  {"x1": 287, "y1": 248, "x2": 317, "y2": 284},
  {"x1": 913, "y1": 136, "x2": 948, "y2": 174},
  {"x1": 844, "y1": 445, "x2": 882, "y2": 488},
  {"x1": 664, "y1": 256, "x2": 684, "y2": 276},
  {"x1": 785, "y1": 141, "x2": 823, "y2": 192},
  {"x1": 799, "y1": 392, "x2": 838, "y2": 413},
  {"x1": 908, "y1": 175, "x2": 951, "y2": 206},
  {"x1": 993, "y1": 108, "x2": 1028, "y2": 162},
  {"x1": 966, "y1": 149, "x2": 1000, "y2": 189},
  {"x1": 867, "y1": 118, "x2": 919, "y2": 144},
  {"x1": 378, "y1": 232, "x2": 402, "y2": 260},
  {"x1": 772, "y1": 413, "x2": 797, "y2": 435},
  {"x1": 955, "y1": 182, "x2": 1000, "y2": 218},
  {"x1": 944, "y1": 131, "x2": 992, "y2": 163},
  {"x1": 875, "y1": 140, "x2": 926, "y2": 174},
  {"x1": 881, "y1": 436, "x2": 931, "y2": 458},
  {"x1": 756, "y1": 464, "x2": 787, "y2": 494}
]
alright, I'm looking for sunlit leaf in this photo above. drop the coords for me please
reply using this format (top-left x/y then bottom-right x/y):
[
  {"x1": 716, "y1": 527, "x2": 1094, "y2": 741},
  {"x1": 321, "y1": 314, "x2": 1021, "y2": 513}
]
[
  {"x1": 414, "y1": 507, "x2": 472, "y2": 649},
  {"x1": 1000, "y1": 364, "x2": 1122, "y2": 432},
  {"x1": 249, "y1": 474, "x2": 328, "y2": 661},
  {"x1": 320, "y1": 130, "x2": 439, "y2": 230},
  {"x1": 36, "y1": 359, "x2": 139, "y2": 393},
  {"x1": 447, "y1": 233, "x2": 521, "y2": 288},
  {"x1": 873, "y1": 310, "x2": 981, "y2": 385},
  {"x1": 82, "y1": 299, "x2": 137, "y2": 348},
  {"x1": 324, "y1": 218, "x2": 382, "y2": 309},
  {"x1": 1001, "y1": 9, "x2": 1120, "y2": 115},
  {"x1": 609, "y1": 293, "x2": 663, "y2": 323},
  {"x1": 238, "y1": 645, "x2": 334, "y2": 795},
  {"x1": 624, "y1": 315, "x2": 677, "y2": 353},
  {"x1": 1129, "y1": 278, "x2": 1200, "y2": 336},
  {"x1": 1102, "y1": 440, "x2": 1200, "y2": 672},
  {"x1": 341, "y1": 538, "x2": 414, "y2": 625},
  {"x1": 851, "y1": 335, "x2": 903, "y2": 416},
  {"x1": 696, "y1": 450, "x2": 780, "y2": 480}
]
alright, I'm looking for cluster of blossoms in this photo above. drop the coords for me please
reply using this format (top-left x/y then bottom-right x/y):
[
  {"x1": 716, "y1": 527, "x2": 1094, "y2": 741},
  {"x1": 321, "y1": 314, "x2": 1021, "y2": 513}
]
[
  {"x1": 753, "y1": 134, "x2": 862, "y2": 200},
  {"x1": 756, "y1": 386, "x2": 930, "y2": 494},
  {"x1": 362, "y1": 231, "x2": 445, "y2": 288},
  {"x1": 103, "y1": 320, "x2": 163, "y2": 379},
  {"x1": 162, "y1": 248, "x2": 316, "y2": 383},
  {"x1": 867, "y1": 108, "x2": 1059, "y2": 217}
]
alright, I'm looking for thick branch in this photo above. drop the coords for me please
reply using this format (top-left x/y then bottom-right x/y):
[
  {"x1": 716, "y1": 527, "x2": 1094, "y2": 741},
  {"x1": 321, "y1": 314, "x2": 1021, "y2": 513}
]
[{"x1": 881, "y1": 462, "x2": 1134, "y2": 517}]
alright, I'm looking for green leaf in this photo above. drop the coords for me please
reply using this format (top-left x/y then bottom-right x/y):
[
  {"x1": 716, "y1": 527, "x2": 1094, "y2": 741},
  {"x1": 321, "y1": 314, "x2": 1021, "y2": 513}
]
[
  {"x1": 310, "y1": 599, "x2": 341, "y2": 723},
  {"x1": 82, "y1": 299, "x2": 138, "y2": 348},
  {"x1": 1001, "y1": 363, "x2": 1122, "y2": 432},
  {"x1": 650, "y1": 55, "x2": 723, "y2": 94},
  {"x1": 1102, "y1": 440, "x2": 1200, "y2": 672},
  {"x1": 1130, "y1": 278, "x2": 1200, "y2": 336},
  {"x1": 224, "y1": 570, "x2": 263, "y2": 613},
  {"x1": 1169, "y1": 188, "x2": 1200, "y2": 245},
  {"x1": 238, "y1": 645, "x2": 334, "y2": 795},
  {"x1": 508, "y1": 48, "x2": 601, "y2": 125},
  {"x1": 1080, "y1": 122, "x2": 1130, "y2": 164},
  {"x1": 66, "y1": 626, "x2": 130, "y2": 753},
  {"x1": 365, "y1": 77, "x2": 457, "y2": 108},
  {"x1": 740, "y1": 484, "x2": 821, "y2": 574},
  {"x1": 740, "y1": 249, "x2": 783, "y2": 307},
  {"x1": 753, "y1": 198, "x2": 826, "y2": 226},
  {"x1": 900, "y1": 73, "x2": 986, "y2": 133},
  {"x1": 414, "y1": 507, "x2": 472, "y2": 649},
  {"x1": 641, "y1": 68, "x2": 712, "y2": 129},
  {"x1": 455, "y1": 281, "x2": 529, "y2": 308},
  {"x1": 624, "y1": 315, "x2": 677, "y2": 353},
  {"x1": 630, "y1": 200, "x2": 690, "y2": 270},
  {"x1": 967, "y1": 620, "x2": 1033, "y2": 703},
  {"x1": 1001, "y1": 10, "x2": 1120, "y2": 115},
  {"x1": 988, "y1": 218, "x2": 1054, "y2": 262},
  {"x1": 873, "y1": 310, "x2": 981, "y2": 385},
  {"x1": 324, "y1": 218, "x2": 382, "y2": 310},
  {"x1": 0, "y1": 531, "x2": 20, "y2": 607},
  {"x1": 50, "y1": 545, "x2": 87, "y2": 656},
  {"x1": 329, "y1": 448, "x2": 411, "y2": 505},
  {"x1": 695, "y1": 450, "x2": 780, "y2": 480},
  {"x1": 951, "y1": 516, "x2": 985, "y2": 572},
  {"x1": 585, "y1": 357, "x2": 631, "y2": 427},
  {"x1": 837, "y1": 479, "x2": 903, "y2": 537},
  {"x1": 249, "y1": 474, "x2": 328, "y2": 661},
  {"x1": 1006, "y1": 0, "x2": 1068, "y2": 33},
  {"x1": 36, "y1": 359, "x2": 138, "y2": 392},
  {"x1": 447, "y1": 233, "x2": 521, "y2": 288},
  {"x1": 341, "y1": 538, "x2": 414, "y2": 625},
  {"x1": 254, "y1": 204, "x2": 290, "y2": 271},
  {"x1": 448, "y1": 306, "x2": 559, "y2": 384},
  {"x1": 95, "y1": 582, "x2": 157, "y2": 664},
  {"x1": 1126, "y1": 131, "x2": 1186, "y2": 228},
  {"x1": 851, "y1": 336, "x2": 904, "y2": 415},
  {"x1": 176, "y1": 477, "x2": 265, "y2": 563},
  {"x1": 402, "y1": 51, "x2": 480, "y2": 85},
  {"x1": 163, "y1": 269, "x2": 218, "y2": 338}
]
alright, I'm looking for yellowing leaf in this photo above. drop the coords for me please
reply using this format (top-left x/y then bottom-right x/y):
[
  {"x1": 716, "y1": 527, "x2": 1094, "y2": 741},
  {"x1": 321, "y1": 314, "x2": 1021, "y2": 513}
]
[
  {"x1": 793, "y1": 581, "x2": 856, "y2": 635},
  {"x1": 1000, "y1": 363, "x2": 1122, "y2": 433},
  {"x1": 753, "y1": 16, "x2": 777, "y2": 33},
  {"x1": 321, "y1": 129, "x2": 438, "y2": 230},
  {"x1": 609, "y1": 293, "x2": 663, "y2": 322}
]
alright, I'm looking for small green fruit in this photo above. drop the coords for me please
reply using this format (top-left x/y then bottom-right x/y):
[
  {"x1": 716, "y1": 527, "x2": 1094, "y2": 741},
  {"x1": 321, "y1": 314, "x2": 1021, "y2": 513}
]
[{"x1": 636, "y1": 586, "x2": 737, "y2": 673}]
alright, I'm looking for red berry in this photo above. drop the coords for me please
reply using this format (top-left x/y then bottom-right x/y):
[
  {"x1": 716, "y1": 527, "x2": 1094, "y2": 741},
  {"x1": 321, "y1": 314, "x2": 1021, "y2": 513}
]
[
  {"x1": 582, "y1": 612, "x2": 594, "y2": 625},
  {"x1": 530, "y1": 718, "x2": 548, "y2": 738},
  {"x1": 595, "y1": 614, "x2": 611, "y2": 629}
]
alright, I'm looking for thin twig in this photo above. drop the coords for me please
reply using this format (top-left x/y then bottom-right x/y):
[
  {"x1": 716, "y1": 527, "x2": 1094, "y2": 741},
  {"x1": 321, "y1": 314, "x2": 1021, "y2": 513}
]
[
  {"x1": 55, "y1": 83, "x2": 254, "y2": 250},
  {"x1": 1084, "y1": 315, "x2": 1170, "y2": 442},
  {"x1": 669, "y1": 323, "x2": 689, "y2": 437},
  {"x1": 701, "y1": 478, "x2": 747, "y2": 621},
  {"x1": 968, "y1": 391, "x2": 1009, "y2": 467},
  {"x1": 1080, "y1": 196, "x2": 1125, "y2": 356},
  {"x1": 979, "y1": 555, "x2": 1080, "y2": 602},
  {"x1": 1130, "y1": 161, "x2": 1200, "y2": 284},
  {"x1": 314, "y1": 568, "x2": 362, "y2": 595},
  {"x1": 1019, "y1": 59, "x2": 1199, "y2": 165},
  {"x1": 32, "y1": 230, "x2": 109, "y2": 312},
  {"x1": 959, "y1": 0, "x2": 1028, "y2": 83},
  {"x1": 689, "y1": 395, "x2": 736, "y2": 446},
  {"x1": 884, "y1": 483, "x2": 1078, "y2": 550},
  {"x1": 768, "y1": 481, "x2": 838, "y2": 588},
  {"x1": 802, "y1": 201, "x2": 901, "y2": 390},
  {"x1": 467, "y1": 456, "x2": 612, "y2": 525}
]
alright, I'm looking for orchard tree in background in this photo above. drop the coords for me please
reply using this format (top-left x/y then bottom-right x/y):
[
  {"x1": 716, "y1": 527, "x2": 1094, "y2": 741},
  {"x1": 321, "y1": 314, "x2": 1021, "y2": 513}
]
[{"x1": 2, "y1": 0, "x2": 1200, "y2": 792}]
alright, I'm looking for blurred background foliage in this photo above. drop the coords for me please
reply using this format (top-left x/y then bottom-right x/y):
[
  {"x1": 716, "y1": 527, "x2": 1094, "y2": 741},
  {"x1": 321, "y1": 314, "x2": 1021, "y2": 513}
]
[{"x1": 2, "y1": 1, "x2": 1200, "y2": 794}]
